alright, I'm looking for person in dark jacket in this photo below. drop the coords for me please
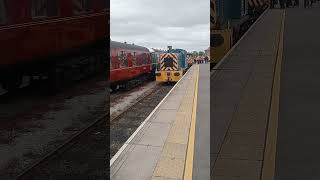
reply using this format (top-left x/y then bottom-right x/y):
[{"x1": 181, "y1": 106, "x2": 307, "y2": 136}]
[
  {"x1": 294, "y1": 0, "x2": 299, "y2": 7},
  {"x1": 286, "y1": 0, "x2": 293, "y2": 7},
  {"x1": 204, "y1": 56, "x2": 209, "y2": 64}
]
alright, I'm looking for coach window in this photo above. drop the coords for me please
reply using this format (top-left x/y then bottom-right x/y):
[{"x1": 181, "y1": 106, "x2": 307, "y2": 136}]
[
  {"x1": 0, "y1": 0, "x2": 7, "y2": 25},
  {"x1": 32, "y1": 0, "x2": 47, "y2": 19},
  {"x1": 73, "y1": 0, "x2": 90, "y2": 15},
  {"x1": 132, "y1": 52, "x2": 137, "y2": 66},
  {"x1": 137, "y1": 54, "x2": 142, "y2": 66},
  {"x1": 119, "y1": 51, "x2": 128, "y2": 68},
  {"x1": 143, "y1": 53, "x2": 148, "y2": 64}
]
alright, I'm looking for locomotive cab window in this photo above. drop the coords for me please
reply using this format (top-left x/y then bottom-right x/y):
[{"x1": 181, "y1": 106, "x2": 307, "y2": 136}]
[
  {"x1": 73, "y1": 0, "x2": 91, "y2": 15},
  {"x1": 0, "y1": 0, "x2": 7, "y2": 25},
  {"x1": 118, "y1": 51, "x2": 128, "y2": 68}
]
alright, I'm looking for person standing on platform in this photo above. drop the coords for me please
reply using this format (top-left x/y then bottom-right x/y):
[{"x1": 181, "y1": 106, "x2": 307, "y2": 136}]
[
  {"x1": 294, "y1": 0, "x2": 299, "y2": 7},
  {"x1": 205, "y1": 56, "x2": 208, "y2": 64},
  {"x1": 287, "y1": 0, "x2": 293, "y2": 7}
]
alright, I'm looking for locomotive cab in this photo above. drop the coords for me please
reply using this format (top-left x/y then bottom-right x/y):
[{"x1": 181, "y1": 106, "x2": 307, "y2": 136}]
[{"x1": 156, "y1": 47, "x2": 187, "y2": 83}]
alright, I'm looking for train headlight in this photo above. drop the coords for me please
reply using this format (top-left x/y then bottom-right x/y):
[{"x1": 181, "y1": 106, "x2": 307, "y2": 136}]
[
  {"x1": 174, "y1": 72, "x2": 180, "y2": 76},
  {"x1": 155, "y1": 73, "x2": 161, "y2": 76}
]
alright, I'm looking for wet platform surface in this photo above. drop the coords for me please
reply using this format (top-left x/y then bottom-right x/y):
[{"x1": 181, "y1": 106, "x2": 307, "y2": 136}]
[
  {"x1": 211, "y1": 4, "x2": 320, "y2": 180},
  {"x1": 276, "y1": 5, "x2": 320, "y2": 180},
  {"x1": 211, "y1": 9, "x2": 284, "y2": 180}
]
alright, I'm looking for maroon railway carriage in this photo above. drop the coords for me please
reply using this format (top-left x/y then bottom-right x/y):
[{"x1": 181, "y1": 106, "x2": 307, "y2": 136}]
[
  {"x1": 0, "y1": 0, "x2": 108, "y2": 91},
  {"x1": 110, "y1": 41, "x2": 152, "y2": 90}
]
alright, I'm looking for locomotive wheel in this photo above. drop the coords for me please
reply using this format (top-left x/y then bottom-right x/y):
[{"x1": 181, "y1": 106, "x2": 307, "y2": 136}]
[
  {"x1": 124, "y1": 81, "x2": 133, "y2": 91},
  {"x1": 1, "y1": 73, "x2": 22, "y2": 91}
]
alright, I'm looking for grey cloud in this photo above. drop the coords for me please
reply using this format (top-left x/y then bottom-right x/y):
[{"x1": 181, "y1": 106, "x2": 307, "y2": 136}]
[{"x1": 111, "y1": 0, "x2": 209, "y2": 52}]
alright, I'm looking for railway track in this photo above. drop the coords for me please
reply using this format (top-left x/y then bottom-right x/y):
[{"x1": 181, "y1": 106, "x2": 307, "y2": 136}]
[
  {"x1": 11, "y1": 82, "x2": 172, "y2": 179},
  {"x1": 110, "y1": 83, "x2": 173, "y2": 158},
  {"x1": 14, "y1": 113, "x2": 108, "y2": 180}
]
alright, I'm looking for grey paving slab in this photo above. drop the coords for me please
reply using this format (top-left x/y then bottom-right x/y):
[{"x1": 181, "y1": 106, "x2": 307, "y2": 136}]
[
  {"x1": 159, "y1": 100, "x2": 181, "y2": 110},
  {"x1": 275, "y1": 5, "x2": 320, "y2": 180},
  {"x1": 111, "y1": 145, "x2": 162, "y2": 180},
  {"x1": 133, "y1": 122, "x2": 171, "y2": 147},
  {"x1": 211, "y1": 9, "x2": 283, "y2": 178},
  {"x1": 218, "y1": 132, "x2": 265, "y2": 160},
  {"x1": 212, "y1": 158, "x2": 262, "y2": 180},
  {"x1": 193, "y1": 64, "x2": 210, "y2": 180},
  {"x1": 150, "y1": 109, "x2": 178, "y2": 124}
]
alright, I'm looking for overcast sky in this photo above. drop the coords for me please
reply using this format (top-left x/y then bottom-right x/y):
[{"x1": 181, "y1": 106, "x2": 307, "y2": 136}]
[{"x1": 110, "y1": 0, "x2": 209, "y2": 52}]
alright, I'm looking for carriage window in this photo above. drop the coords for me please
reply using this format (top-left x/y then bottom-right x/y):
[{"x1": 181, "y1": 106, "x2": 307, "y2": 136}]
[
  {"x1": 32, "y1": 0, "x2": 47, "y2": 18},
  {"x1": 143, "y1": 53, "x2": 147, "y2": 64},
  {"x1": 0, "y1": 0, "x2": 7, "y2": 25},
  {"x1": 137, "y1": 54, "x2": 142, "y2": 66},
  {"x1": 118, "y1": 51, "x2": 127, "y2": 68},
  {"x1": 132, "y1": 52, "x2": 137, "y2": 66},
  {"x1": 73, "y1": 0, "x2": 90, "y2": 15}
]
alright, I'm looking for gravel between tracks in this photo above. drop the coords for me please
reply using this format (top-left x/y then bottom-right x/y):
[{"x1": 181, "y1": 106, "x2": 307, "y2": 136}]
[
  {"x1": 110, "y1": 81, "x2": 158, "y2": 120},
  {"x1": 17, "y1": 118, "x2": 108, "y2": 180},
  {"x1": 0, "y1": 78, "x2": 107, "y2": 180}
]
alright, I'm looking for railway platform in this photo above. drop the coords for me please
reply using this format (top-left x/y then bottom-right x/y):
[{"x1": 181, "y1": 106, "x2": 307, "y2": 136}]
[
  {"x1": 110, "y1": 63, "x2": 210, "y2": 180},
  {"x1": 211, "y1": 4, "x2": 320, "y2": 180}
]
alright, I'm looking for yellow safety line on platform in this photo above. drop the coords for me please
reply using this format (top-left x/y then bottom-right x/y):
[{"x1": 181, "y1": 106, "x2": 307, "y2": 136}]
[
  {"x1": 261, "y1": 10, "x2": 285, "y2": 180},
  {"x1": 183, "y1": 65, "x2": 199, "y2": 180}
]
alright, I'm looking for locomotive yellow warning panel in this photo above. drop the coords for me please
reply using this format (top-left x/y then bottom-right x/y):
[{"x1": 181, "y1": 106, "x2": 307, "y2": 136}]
[{"x1": 156, "y1": 53, "x2": 183, "y2": 82}]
